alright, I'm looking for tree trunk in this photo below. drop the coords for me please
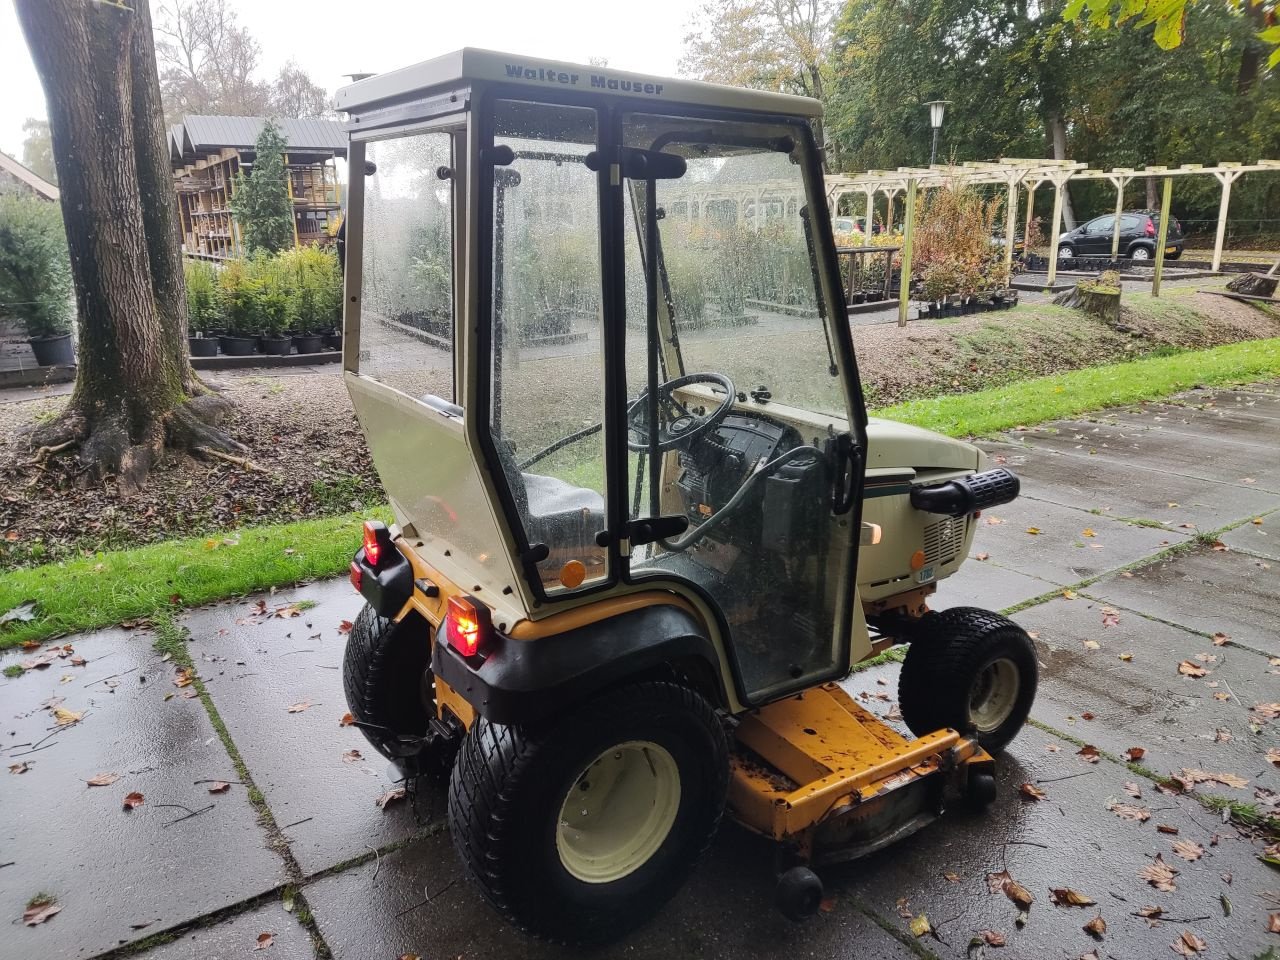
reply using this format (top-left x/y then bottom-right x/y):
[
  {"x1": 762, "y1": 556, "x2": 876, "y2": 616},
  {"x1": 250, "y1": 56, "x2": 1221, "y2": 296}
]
[
  {"x1": 1053, "y1": 270, "x2": 1122, "y2": 325},
  {"x1": 1047, "y1": 113, "x2": 1076, "y2": 230},
  {"x1": 1146, "y1": 177, "x2": 1158, "y2": 210},
  {"x1": 807, "y1": 63, "x2": 829, "y2": 173},
  {"x1": 1225, "y1": 272, "x2": 1278, "y2": 298},
  {"x1": 14, "y1": 0, "x2": 242, "y2": 493}
]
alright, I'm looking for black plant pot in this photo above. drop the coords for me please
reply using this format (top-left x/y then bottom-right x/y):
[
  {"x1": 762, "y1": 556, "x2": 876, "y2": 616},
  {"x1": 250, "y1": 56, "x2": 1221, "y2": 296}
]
[
  {"x1": 292, "y1": 334, "x2": 325, "y2": 355},
  {"x1": 261, "y1": 336, "x2": 292, "y2": 356},
  {"x1": 188, "y1": 336, "x2": 219, "y2": 357},
  {"x1": 851, "y1": 292, "x2": 866, "y2": 305},
  {"x1": 28, "y1": 334, "x2": 74, "y2": 367},
  {"x1": 927, "y1": 302, "x2": 940, "y2": 317},
  {"x1": 219, "y1": 334, "x2": 258, "y2": 356},
  {"x1": 323, "y1": 332, "x2": 343, "y2": 351},
  {"x1": 944, "y1": 304, "x2": 961, "y2": 317}
]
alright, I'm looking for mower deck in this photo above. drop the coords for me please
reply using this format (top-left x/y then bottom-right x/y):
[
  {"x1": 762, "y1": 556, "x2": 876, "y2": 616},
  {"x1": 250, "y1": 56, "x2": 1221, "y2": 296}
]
[{"x1": 728, "y1": 683, "x2": 991, "y2": 860}]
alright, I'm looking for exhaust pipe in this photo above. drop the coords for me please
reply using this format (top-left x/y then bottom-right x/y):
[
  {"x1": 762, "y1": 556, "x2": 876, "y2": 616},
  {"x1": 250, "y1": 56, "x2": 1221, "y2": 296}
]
[{"x1": 910, "y1": 468, "x2": 1020, "y2": 518}]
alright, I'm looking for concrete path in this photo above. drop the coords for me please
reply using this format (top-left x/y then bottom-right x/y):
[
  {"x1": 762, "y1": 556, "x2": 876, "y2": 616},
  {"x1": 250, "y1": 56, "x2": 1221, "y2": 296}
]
[{"x1": 3, "y1": 382, "x2": 1279, "y2": 960}]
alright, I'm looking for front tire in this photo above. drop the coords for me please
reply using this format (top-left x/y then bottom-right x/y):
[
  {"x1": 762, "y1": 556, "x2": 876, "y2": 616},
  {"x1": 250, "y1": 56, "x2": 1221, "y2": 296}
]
[
  {"x1": 1057, "y1": 243, "x2": 1074, "y2": 259},
  {"x1": 447, "y1": 681, "x2": 729, "y2": 944},
  {"x1": 898, "y1": 607, "x2": 1037, "y2": 754}
]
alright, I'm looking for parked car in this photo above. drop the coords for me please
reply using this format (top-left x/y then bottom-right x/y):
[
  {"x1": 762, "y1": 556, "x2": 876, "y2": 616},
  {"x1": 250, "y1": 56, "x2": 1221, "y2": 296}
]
[{"x1": 1056, "y1": 210, "x2": 1183, "y2": 261}]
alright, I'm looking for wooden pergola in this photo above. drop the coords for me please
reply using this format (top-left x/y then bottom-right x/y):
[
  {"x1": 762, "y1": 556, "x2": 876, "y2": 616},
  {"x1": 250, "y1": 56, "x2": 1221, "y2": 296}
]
[{"x1": 826, "y1": 159, "x2": 1280, "y2": 324}]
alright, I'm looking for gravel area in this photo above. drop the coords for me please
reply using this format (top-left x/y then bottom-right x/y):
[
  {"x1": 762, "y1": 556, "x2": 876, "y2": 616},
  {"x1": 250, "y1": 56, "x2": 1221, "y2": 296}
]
[{"x1": 1, "y1": 289, "x2": 1275, "y2": 568}]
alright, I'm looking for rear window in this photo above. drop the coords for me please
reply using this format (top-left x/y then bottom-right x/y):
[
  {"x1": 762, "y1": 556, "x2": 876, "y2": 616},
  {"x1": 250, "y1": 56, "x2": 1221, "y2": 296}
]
[{"x1": 1120, "y1": 214, "x2": 1144, "y2": 230}]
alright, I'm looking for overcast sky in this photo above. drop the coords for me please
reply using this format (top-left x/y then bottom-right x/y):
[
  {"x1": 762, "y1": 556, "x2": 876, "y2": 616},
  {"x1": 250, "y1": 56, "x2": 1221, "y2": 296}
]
[{"x1": 0, "y1": 0, "x2": 696, "y2": 159}]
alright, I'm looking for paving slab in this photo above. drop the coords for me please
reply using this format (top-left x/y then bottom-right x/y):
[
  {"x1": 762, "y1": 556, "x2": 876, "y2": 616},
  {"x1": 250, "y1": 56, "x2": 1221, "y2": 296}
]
[
  {"x1": 832, "y1": 737, "x2": 1280, "y2": 960},
  {"x1": 1009, "y1": 417, "x2": 1280, "y2": 493},
  {"x1": 1089, "y1": 544, "x2": 1280, "y2": 658},
  {"x1": 131, "y1": 898, "x2": 313, "y2": 960},
  {"x1": 0, "y1": 628, "x2": 286, "y2": 960},
  {"x1": 963, "y1": 494, "x2": 1180, "y2": 587},
  {"x1": 1219, "y1": 518, "x2": 1280, "y2": 561},
  {"x1": 1013, "y1": 597, "x2": 1280, "y2": 793},
  {"x1": 930, "y1": 558, "x2": 1058, "y2": 613},
  {"x1": 181, "y1": 579, "x2": 430, "y2": 876},
  {"x1": 978, "y1": 439, "x2": 1280, "y2": 532},
  {"x1": 1101, "y1": 401, "x2": 1280, "y2": 450},
  {"x1": 305, "y1": 823, "x2": 919, "y2": 960}
]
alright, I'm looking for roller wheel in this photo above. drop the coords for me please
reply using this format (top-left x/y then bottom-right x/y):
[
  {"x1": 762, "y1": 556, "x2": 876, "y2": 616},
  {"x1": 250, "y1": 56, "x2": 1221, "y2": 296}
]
[{"x1": 776, "y1": 866, "x2": 824, "y2": 921}]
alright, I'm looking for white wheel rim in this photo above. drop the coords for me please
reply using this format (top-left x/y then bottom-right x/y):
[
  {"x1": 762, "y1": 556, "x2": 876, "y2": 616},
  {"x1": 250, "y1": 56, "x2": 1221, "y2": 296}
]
[
  {"x1": 556, "y1": 740, "x2": 681, "y2": 884},
  {"x1": 1058, "y1": 246, "x2": 1072, "y2": 259},
  {"x1": 1132, "y1": 247, "x2": 1150, "y2": 260},
  {"x1": 968, "y1": 658, "x2": 1020, "y2": 733}
]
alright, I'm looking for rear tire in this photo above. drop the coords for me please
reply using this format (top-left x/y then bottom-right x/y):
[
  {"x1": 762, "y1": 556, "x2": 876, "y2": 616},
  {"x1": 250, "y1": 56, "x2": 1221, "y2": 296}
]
[
  {"x1": 1128, "y1": 244, "x2": 1152, "y2": 261},
  {"x1": 898, "y1": 607, "x2": 1037, "y2": 754},
  {"x1": 342, "y1": 604, "x2": 436, "y2": 767},
  {"x1": 447, "y1": 681, "x2": 728, "y2": 944}
]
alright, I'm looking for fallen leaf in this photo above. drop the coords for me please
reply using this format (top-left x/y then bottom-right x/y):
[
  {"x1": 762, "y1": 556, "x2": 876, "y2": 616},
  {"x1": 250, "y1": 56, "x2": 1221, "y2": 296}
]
[
  {"x1": 1214, "y1": 728, "x2": 1233, "y2": 743},
  {"x1": 1124, "y1": 782, "x2": 1143, "y2": 798},
  {"x1": 1026, "y1": 527, "x2": 1041, "y2": 535},
  {"x1": 1082, "y1": 528, "x2": 1096, "y2": 538},
  {"x1": 1268, "y1": 913, "x2": 1280, "y2": 933},
  {"x1": 1179, "y1": 522, "x2": 1197, "y2": 529},
  {"x1": 207, "y1": 781, "x2": 231, "y2": 793},
  {"x1": 1084, "y1": 913, "x2": 1106, "y2": 938},
  {"x1": 9, "y1": 762, "x2": 30, "y2": 774},
  {"x1": 1079, "y1": 952, "x2": 1099, "y2": 960},
  {"x1": 338, "y1": 619, "x2": 354, "y2": 634},
  {"x1": 52, "y1": 707, "x2": 82, "y2": 726},
  {"x1": 986, "y1": 871, "x2": 1012, "y2": 895},
  {"x1": 1171, "y1": 929, "x2": 1207, "y2": 956},
  {"x1": 818, "y1": 896, "x2": 835, "y2": 913},
  {"x1": 1213, "y1": 691, "x2": 1231, "y2": 701},
  {"x1": 896, "y1": 896, "x2": 913, "y2": 919},
  {"x1": 1119, "y1": 652, "x2": 1134, "y2": 662},
  {"x1": 1063, "y1": 589, "x2": 1078, "y2": 600},
  {"x1": 1255, "y1": 703, "x2": 1280, "y2": 720},
  {"x1": 1180, "y1": 768, "x2": 1248, "y2": 789},
  {"x1": 1046, "y1": 743, "x2": 1060, "y2": 752},
  {"x1": 1140, "y1": 853, "x2": 1179, "y2": 892},
  {"x1": 254, "y1": 931, "x2": 274, "y2": 950},
  {"x1": 1210, "y1": 540, "x2": 1229, "y2": 552},
  {"x1": 1003, "y1": 879, "x2": 1034, "y2": 910},
  {"x1": 376, "y1": 786, "x2": 406, "y2": 810},
  {"x1": 1172, "y1": 839, "x2": 1204, "y2": 862},
  {"x1": 1050, "y1": 888, "x2": 1096, "y2": 907},
  {"x1": 85, "y1": 773, "x2": 119, "y2": 787},
  {"x1": 0, "y1": 601, "x2": 38, "y2": 625},
  {"x1": 1212, "y1": 632, "x2": 1230, "y2": 646},
  {"x1": 339, "y1": 712, "x2": 355, "y2": 727},
  {"x1": 130, "y1": 920, "x2": 154, "y2": 930},
  {"x1": 1157, "y1": 824, "x2": 1179, "y2": 835},
  {"x1": 173, "y1": 668, "x2": 195, "y2": 688},
  {"x1": 69, "y1": 656, "x2": 86, "y2": 667},
  {"x1": 976, "y1": 552, "x2": 990, "y2": 561},
  {"x1": 1083, "y1": 639, "x2": 1101, "y2": 651},
  {"x1": 1078, "y1": 744, "x2": 1100, "y2": 763},
  {"x1": 910, "y1": 913, "x2": 932, "y2": 938},
  {"x1": 1125, "y1": 747, "x2": 1146, "y2": 762},
  {"x1": 122, "y1": 791, "x2": 145, "y2": 811},
  {"x1": 1019, "y1": 783, "x2": 1047, "y2": 801},
  {"x1": 985, "y1": 515, "x2": 1005, "y2": 525},
  {"x1": 1178, "y1": 661, "x2": 1207, "y2": 678},
  {"x1": 1268, "y1": 748, "x2": 1280, "y2": 768},
  {"x1": 943, "y1": 871, "x2": 961, "y2": 883},
  {"x1": 286, "y1": 701, "x2": 312, "y2": 713},
  {"x1": 980, "y1": 930, "x2": 1005, "y2": 947},
  {"x1": 342, "y1": 749, "x2": 363, "y2": 764},
  {"x1": 22, "y1": 899, "x2": 61, "y2": 926},
  {"x1": 1139, "y1": 905, "x2": 1165, "y2": 919}
]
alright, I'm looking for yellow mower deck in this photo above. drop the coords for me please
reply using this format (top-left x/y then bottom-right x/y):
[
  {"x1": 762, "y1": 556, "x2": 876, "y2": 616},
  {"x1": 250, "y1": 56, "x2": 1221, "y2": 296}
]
[{"x1": 728, "y1": 683, "x2": 991, "y2": 859}]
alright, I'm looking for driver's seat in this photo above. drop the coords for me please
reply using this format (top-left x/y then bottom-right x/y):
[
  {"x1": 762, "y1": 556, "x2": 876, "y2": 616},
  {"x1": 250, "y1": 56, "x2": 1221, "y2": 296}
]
[{"x1": 419, "y1": 394, "x2": 605, "y2": 552}]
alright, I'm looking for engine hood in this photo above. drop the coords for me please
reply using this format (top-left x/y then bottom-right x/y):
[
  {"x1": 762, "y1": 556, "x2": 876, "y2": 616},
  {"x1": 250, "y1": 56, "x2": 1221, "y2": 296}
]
[{"x1": 866, "y1": 417, "x2": 981, "y2": 473}]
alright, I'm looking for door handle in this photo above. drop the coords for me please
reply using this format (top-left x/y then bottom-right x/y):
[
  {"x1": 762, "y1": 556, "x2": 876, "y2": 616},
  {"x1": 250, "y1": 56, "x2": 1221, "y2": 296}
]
[{"x1": 827, "y1": 432, "x2": 862, "y2": 516}]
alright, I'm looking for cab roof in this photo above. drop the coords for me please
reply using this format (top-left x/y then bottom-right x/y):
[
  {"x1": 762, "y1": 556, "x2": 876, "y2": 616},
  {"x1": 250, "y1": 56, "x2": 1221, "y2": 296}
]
[{"x1": 335, "y1": 48, "x2": 824, "y2": 120}]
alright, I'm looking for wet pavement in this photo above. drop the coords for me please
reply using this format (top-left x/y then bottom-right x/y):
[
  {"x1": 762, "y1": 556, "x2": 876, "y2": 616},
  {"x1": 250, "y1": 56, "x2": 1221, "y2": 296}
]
[{"x1": 3, "y1": 380, "x2": 1279, "y2": 959}]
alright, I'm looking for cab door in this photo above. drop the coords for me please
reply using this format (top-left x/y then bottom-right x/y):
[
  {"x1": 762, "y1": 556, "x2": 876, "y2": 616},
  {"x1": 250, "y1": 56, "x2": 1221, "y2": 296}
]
[{"x1": 616, "y1": 110, "x2": 867, "y2": 705}]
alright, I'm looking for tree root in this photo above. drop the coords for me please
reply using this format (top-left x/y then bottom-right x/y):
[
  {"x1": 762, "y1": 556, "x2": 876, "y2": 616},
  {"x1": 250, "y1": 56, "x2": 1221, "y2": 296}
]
[
  {"x1": 30, "y1": 440, "x2": 78, "y2": 464},
  {"x1": 193, "y1": 447, "x2": 266, "y2": 473}
]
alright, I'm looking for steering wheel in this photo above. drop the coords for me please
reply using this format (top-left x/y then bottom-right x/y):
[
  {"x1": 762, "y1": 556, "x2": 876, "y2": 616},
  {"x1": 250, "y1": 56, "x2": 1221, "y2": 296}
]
[{"x1": 627, "y1": 372, "x2": 736, "y2": 452}]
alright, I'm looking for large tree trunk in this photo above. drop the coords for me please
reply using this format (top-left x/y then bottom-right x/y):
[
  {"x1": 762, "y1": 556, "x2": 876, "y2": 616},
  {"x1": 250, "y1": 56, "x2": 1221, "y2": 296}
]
[
  {"x1": 14, "y1": 0, "x2": 243, "y2": 494},
  {"x1": 1046, "y1": 113, "x2": 1077, "y2": 230}
]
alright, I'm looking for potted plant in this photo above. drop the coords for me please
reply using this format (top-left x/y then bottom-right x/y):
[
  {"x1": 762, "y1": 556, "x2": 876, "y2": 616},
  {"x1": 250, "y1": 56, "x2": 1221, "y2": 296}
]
[
  {"x1": 257, "y1": 276, "x2": 293, "y2": 356},
  {"x1": 184, "y1": 260, "x2": 220, "y2": 357},
  {"x1": 0, "y1": 194, "x2": 75, "y2": 366},
  {"x1": 281, "y1": 246, "x2": 341, "y2": 354},
  {"x1": 217, "y1": 260, "x2": 258, "y2": 355}
]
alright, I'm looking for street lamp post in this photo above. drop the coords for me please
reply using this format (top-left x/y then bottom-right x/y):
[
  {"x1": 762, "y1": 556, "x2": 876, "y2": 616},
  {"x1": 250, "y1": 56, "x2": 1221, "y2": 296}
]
[{"x1": 924, "y1": 100, "x2": 950, "y2": 166}]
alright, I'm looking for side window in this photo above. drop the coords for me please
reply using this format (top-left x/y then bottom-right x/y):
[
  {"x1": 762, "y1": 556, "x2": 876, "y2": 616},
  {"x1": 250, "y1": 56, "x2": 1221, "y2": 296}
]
[
  {"x1": 358, "y1": 132, "x2": 455, "y2": 403},
  {"x1": 1089, "y1": 215, "x2": 1114, "y2": 234},
  {"x1": 487, "y1": 100, "x2": 608, "y2": 594},
  {"x1": 1120, "y1": 214, "x2": 1143, "y2": 232}
]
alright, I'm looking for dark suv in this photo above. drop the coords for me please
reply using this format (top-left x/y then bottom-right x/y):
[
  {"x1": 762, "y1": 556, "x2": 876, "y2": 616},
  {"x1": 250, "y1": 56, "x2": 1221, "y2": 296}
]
[{"x1": 1057, "y1": 210, "x2": 1183, "y2": 261}]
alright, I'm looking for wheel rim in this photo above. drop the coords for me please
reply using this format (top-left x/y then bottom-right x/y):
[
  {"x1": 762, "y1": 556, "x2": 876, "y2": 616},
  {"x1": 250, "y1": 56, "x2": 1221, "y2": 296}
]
[
  {"x1": 1131, "y1": 247, "x2": 1150, "y2": 260},
  {"x1": 555, "y1": 740, "x2": 681, "y2": 884},
  {"x1": 1058, "y1": 246, "x2": 1072, "y2": 259},
  {"x1": 967, "y1": 658, "x2": 1020, "y2": 733}
]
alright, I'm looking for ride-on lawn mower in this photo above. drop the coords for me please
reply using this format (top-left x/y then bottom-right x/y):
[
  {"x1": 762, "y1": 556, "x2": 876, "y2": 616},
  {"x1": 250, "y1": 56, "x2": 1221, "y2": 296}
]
[{"x1": 336, "y1": 49, "x2": 1034, "y2": 944}]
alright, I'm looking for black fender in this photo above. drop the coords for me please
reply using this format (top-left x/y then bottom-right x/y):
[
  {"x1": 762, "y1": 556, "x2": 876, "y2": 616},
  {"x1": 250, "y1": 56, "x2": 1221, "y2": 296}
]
[{"x1": 431, "y1": 603, "x2": 724, "y2": 725}]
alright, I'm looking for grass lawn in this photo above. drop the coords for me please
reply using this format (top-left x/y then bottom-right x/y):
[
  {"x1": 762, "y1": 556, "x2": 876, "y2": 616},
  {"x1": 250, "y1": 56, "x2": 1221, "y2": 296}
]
[
  {"x1": 3, "y1": 337, "x2": 1279, "y2": 651},
  {"x1": 874, "y1": 337, "x2": 1280, "y2": 437},
  {"x1": 0, "y1": 508, "x2": 389, "y2": 651}
]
